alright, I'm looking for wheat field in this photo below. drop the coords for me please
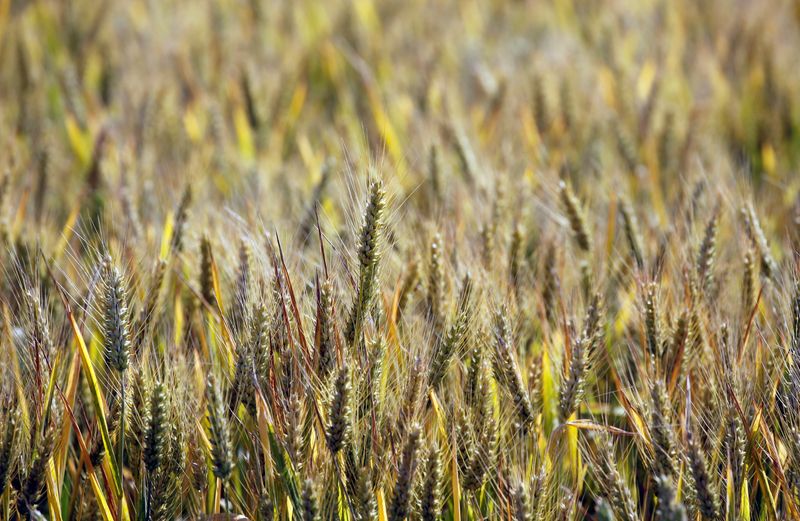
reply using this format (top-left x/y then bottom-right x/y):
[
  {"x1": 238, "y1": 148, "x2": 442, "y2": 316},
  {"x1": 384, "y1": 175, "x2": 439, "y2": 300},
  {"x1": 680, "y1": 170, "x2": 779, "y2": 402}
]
[{"x1": 1, "y1": 0, "x2": 800, "y2": 519}]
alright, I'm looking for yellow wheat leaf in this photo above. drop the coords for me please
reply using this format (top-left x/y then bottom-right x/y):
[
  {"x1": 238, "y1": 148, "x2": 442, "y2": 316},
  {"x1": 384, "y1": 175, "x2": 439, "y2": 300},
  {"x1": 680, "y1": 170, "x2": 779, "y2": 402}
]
[
  {"x1": 234, "y1": 105, "x2": 255, "y2": 161},
  {"x1": 65, "y1": 115, "x2": 92, "y2": 167}
]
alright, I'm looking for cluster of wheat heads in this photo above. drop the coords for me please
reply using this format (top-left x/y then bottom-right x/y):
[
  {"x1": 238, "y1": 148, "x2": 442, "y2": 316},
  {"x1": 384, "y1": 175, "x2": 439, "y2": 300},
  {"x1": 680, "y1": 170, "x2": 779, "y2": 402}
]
[{"x1": 2, "y1": 0, "x2": 800, "y2": 519}]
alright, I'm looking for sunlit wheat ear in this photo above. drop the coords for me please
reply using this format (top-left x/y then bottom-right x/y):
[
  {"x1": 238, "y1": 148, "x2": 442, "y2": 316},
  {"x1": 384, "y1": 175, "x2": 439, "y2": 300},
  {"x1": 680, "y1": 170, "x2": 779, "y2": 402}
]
[
  {"x1": 429, "y1": 273, "x2": 473, "y2": 390},
  {"x1": 427, "y1": 232, "x2": 446, "y2": 331},
  {"x1": 511, "y1": 481, "x2": 531, "y2": 521},
  {"x1": 463, "y1": 345, "x2": 483, "y2": 411},
  {"x1": 102, "y1": 255, "x2": 131, "y2": 373},
  {"x1": 619, "y1": 197, "x2": 645, "y2": 269},
  {"x1": 25, "y1": 289, "x2": 53, "y2": 405},
  {"x1": 98, "y1": 254, "x2": 132, "y2": 501},
  {"x1": 741, "y1": 247, "x2": 757, "y2": 315},
  {"x1": 648, "y1": 377, "x2": 679, "y2": 479},
  {"x1": 284, "y1": 394, "x2": 305, "y2": 472},
  {"x1": 742, "y1": 202, "x2": 778, "y2": 279},
  {"x1": 148, "y1": 382, "x2": 183, "y2": 520},
  {"x1": 27, "y1": 288, "x2": 53, "y2": 358},
  {"x1": 419, "y1": 445, "x2": 442, "y2": 521},
  {"x1": 358, "y1": 337, "x2": 384, "y2": 422},
  {"x1": 723, "y1": 402, "x2": 746, "y2": 499},
  {"x1": 149, "y1": 470, "x2": 176, "y2": 521},
  {"x1": 493, "y1": 309, "x2": 536, "y2": 430},
  {"x1": 353, "y1": 470, "x2": 376, "y2": 521},
  {"x1": 388, "y1": 425, "x2": 421, "y2": 521},
  {"x1": 527, "y1": 352, "x2": 543, "y2": 415},
  {"x1": 696, "y1": 207, "x2": 719, "y2": 294},
  {"x1": 326, "y1": 365, "x2": 352, "y2": 454},
  {"x1": 229, "y1": 239, "x2": 251, "y2": 336},
  {"x1": 557, "y1": 486, "x2": 577, "y2": 521},
  {"x1": 346, "y1": 180, "x2": 386, "y2": 345},
  {"x1": 205, "y1": 375, "x2": 233, "y2": 482},
  {"x1": 643, "y1": 282, "x2": 661, "y2": 358},
  {"x1": 231, "y1": 338, "x2": 256, "y2": 417},
  {"x1": 472, "y1": 373, "x2": 499, "y2": 474},
  {"x1": 558, "y1": 180, "x2": 591, "y2": 252},
  {"x1": 559, "y1": 293, "x2": 602, "y2": 420},
  {"x1": 170, "y1": 184, "x2": 192, "y2": 255},
  {"x1": 528, "y1": 469, "x2": 546, "y2": 521},
  {"x1": 585, "y1": 435, "x2": 638, "y2": 521},
  {"x1": 250, "y1": 302, "x2": 270, "y2": 383},
  {"x1": 168, "y1": 403, "x2": 187, "y2": 475}
]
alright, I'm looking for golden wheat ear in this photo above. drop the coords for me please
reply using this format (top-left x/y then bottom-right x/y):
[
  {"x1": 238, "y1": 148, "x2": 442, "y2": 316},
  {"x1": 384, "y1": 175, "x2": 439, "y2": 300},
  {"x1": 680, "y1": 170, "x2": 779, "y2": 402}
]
[{"x1": 346, "y1": 180, "x2": 386, "y2": 346}]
